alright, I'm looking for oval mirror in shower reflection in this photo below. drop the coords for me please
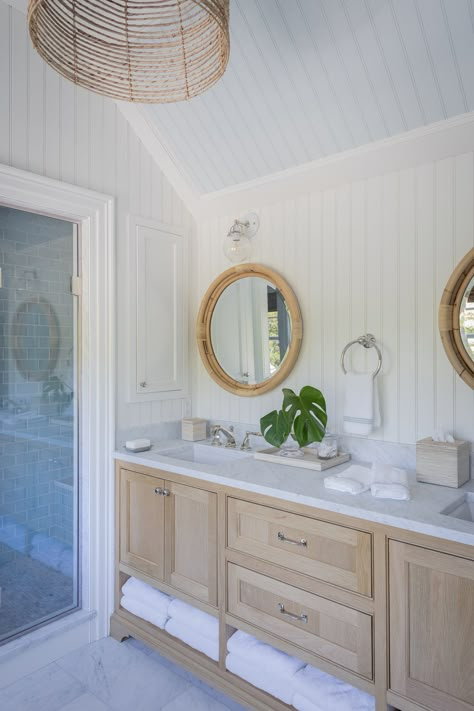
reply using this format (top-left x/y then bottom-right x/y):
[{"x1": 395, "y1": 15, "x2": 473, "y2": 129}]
[
  {"x1": 11, "y1": 297, "x2": 60, "y2": 381},
  {"x1": 196, "y1": 264, "x2": 303, "y2": 396}
]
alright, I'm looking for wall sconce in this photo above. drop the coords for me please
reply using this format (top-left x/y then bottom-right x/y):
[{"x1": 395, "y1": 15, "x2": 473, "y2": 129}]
[{"x1": 223, "y1": 212, "x2": 260, "y2": 263}]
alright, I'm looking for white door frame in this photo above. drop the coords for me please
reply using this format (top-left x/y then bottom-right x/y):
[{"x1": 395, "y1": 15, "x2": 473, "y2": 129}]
[{"x1": 0, "y1": 164, "x2": 115, "y2": 678}]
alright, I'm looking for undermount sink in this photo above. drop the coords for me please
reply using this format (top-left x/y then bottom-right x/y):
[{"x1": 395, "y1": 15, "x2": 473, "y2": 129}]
[
  {"x1": 440, "y1": 493, "x2": 474, "y2": 522},
  {"x1": 158, "y1": 443, "x2": 251, "y2": 466}
]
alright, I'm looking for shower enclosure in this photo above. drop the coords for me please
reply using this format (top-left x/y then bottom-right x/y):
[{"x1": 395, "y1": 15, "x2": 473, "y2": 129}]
[{"x1": 0, "y1": 205, "x2": 79, "y2": 644}]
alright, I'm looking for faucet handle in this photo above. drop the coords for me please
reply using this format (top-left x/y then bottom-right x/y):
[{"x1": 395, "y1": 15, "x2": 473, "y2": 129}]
[
  {"x1": 240, "y1": 431, "x2": 263, "y2": 451},
  {"x1": 211, "y1": 424, "x2": 222, "y2": 446}
]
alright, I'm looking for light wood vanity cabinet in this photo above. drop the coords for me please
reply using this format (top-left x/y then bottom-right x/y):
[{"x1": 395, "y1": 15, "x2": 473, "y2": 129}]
[
  {"x1": 113, "y1": 460, "x2": 474, "y2": 711},
  {"x1": 388, "y1": 540, "x2": 474, "y2": 711},
  {"x1": 118, "y1": 466, "x2": 218, "y2": 606}
]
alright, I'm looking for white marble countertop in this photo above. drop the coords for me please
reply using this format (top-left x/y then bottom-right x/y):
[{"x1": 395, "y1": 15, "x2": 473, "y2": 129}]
[{"x1": 114, "y1": 439, "x2": 474, "y2": 547}]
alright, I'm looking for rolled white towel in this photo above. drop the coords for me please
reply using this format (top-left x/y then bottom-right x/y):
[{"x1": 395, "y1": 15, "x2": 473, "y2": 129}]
[
  {"x1": 226, "y1": 653, "x2": 297, "y2": 705},
  {"x1": 165, "y1": 618, "x2": 219, "y2": 661},
  {"x1": 324, "y1": 465, "x2": 373, "y2": 495},
  {"x1": 121, "y1": 577, "x2": 172, "y2": 617},
  {"x1": 293, "y1": 692, "x2": 324, "y2": 711},
  {"x1": 168, "y1": 598, "x2": 219, "y2": 641},
  {"x1": 227, "y1": 630, "x2": 305, "y2": 679},
  {"x1": 121, "y1": 595, "x2": 169, "y2": 629},
  {"x1": 293, "y1": 664, "x2": 375, "y2": 711}
]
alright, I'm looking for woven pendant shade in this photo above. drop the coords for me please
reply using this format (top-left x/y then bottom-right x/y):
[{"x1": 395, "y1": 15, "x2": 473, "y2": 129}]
[{"x1": 28, "y1": 0, "x2": 230, "y2": 103}]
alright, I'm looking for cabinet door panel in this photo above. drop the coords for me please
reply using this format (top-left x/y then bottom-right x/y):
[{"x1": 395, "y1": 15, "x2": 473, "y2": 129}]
[
  {"x1": 389, "y1": 540, "x2": 474, "y2": 711},
  {"x1": 165, "y1": 481, "x2": 217, "y2": 606},
  {"x1": 119, "y1": 468, "x2": 165, "y2": 581}
]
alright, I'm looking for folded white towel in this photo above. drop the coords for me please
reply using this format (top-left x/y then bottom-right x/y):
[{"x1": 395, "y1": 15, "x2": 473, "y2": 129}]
[
  {"x1": 121, "y1": 577, "x2": 172, "y2": 616},
  {"x1": 371, "y1": 483, "x2": 410, "y2": 500},
  {"x1": 324, "y1": 465, "x2": 373, "y2": 495},
  {"x1": 165, "y1": 618, "x2": 219, "y2": 661},
  {"x1": 226, "y1": 653, "x2": 296, "y2": 705},
  {"x1": 227, "y1": 630, "x2": 305, "y2": 678},
  {"x1": 168, "y1": 598, "x2": 219, "y2": 641},
  {"x1": 370, "y1": 463, "x2": 410, "y2": 499},
  {"x1": 293, "y1": 664, "x2": 375, "y2": 711},
  {"x1": 292, "y1": 692, "x2": 324, "y2": 711},
  {"x1": 371, "y1": 463, "x2": 408, "y2": 485},
  {"x1": 343, "y1": 373, "x2": 380, "y2": 435},
  {"x1": 121, "y1": 595, "x2": 168, "y2": 629}
]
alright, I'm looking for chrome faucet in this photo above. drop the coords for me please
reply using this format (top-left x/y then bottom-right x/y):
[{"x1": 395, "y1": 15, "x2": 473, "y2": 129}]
[
  {"x1": 240, "y1": 431, "x2": 263, "y2": 451},
  {"x1": 210, "y1": 424, "x2": 236, "y2": 448}
]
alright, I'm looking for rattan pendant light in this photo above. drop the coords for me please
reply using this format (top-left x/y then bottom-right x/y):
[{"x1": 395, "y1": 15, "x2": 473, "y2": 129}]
[{"x1": 28, "y1": 0, "x2": 230, "y2": 103}]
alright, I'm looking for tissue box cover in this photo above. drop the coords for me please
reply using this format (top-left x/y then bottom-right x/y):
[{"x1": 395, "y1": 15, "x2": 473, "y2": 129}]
[
  {"x1": 416, "y1": 437, "x2": 470, "y2": 488},
  {"x1": 181, "y1": 418, "x2": 207, "y2": 441}
]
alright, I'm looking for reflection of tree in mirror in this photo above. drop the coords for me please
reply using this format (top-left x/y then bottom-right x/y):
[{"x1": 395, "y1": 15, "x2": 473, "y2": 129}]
[{"x1": 268, "y1": 310, "x2": 281, "y2": 371}]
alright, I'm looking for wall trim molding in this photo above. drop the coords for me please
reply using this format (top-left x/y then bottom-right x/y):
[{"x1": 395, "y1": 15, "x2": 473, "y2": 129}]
[{"x1": 0, "y1": 164, "x2": 115, "y2": 672}]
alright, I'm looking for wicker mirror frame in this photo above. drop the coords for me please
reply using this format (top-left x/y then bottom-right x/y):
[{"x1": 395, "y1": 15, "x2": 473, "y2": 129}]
[
  {"x1": 439, "y1": 247, "x2": 474, "y2": 388},
  {"x1": 196, "y1": 263, "x2": 303, "y2": 397}
]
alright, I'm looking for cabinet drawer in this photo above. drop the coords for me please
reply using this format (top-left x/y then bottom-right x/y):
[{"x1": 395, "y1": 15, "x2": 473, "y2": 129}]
[
  {"x1": 227, "y1": 563, "x2": 373, "y2": 679},
  {"x1": 227, "y1": 498, "x2": 372, "y2": 596}
]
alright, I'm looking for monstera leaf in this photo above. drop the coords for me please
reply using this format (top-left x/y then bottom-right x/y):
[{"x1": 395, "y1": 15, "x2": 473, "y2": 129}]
[
  {"x1": 282, "y1": 386, "x2": 327, "y2": 447},
  {"x1": 260, "y1": 408, "x2": 291, "y2": 448}
]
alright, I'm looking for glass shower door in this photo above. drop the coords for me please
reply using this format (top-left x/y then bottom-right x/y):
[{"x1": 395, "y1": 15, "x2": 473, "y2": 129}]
[{"x1": 0, "y1": 205, "x2": 79, "y2": 644}]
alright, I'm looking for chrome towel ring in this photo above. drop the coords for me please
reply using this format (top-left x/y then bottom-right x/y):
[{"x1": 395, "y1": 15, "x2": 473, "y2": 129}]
[{"x1": 340, "y1": 333, "x2": 382, "y2": 377}]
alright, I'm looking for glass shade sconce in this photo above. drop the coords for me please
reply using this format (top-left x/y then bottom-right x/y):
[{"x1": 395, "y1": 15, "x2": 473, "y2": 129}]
[{"x1": 223, "y1": 212, "x2": 260, "y2": 263}]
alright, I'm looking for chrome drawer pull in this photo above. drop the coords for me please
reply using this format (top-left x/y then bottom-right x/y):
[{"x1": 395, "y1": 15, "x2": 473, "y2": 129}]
[
  {"x1": 278, "y1": 603, "x2": 308, "y2": 624},
  {"x1": 277, "y1": 531, "x2": 307, "y2": 547},
  {"x1": 162, "y1": 488, "x2": 171, "y2": 497},
  {"x1": 154, "y1": 487, "x2": 163, "y2": 495}
]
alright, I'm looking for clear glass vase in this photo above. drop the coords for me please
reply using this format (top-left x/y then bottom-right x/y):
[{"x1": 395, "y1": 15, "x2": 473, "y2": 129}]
[{"x1": 278, "y1": 434, "x2": 304, "y2": 458}]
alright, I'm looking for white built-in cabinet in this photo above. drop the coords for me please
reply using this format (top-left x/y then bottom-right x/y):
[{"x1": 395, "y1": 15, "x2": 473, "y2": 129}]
[{"x1": 127, "y1": 216, "x2": 187, "y2": 402}]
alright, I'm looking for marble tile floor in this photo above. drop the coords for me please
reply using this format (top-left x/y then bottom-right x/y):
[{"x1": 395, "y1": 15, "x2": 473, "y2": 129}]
[{"x1": 0, "y1": 636, "x2": 248, "y2": 711}]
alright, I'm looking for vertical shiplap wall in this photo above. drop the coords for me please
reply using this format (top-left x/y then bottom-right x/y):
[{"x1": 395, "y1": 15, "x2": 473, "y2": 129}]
[
  {"x1": 0, "y1": 2, "x2": 195, "y2": 429},
  {"x1": 193, "y1": 153, "x2": 474, "y2": 445}
]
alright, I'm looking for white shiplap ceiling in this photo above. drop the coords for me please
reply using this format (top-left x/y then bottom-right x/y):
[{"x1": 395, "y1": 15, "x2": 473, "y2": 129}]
[{"x1": 136, "y1": 0, "x2": 474, "y2": 199}]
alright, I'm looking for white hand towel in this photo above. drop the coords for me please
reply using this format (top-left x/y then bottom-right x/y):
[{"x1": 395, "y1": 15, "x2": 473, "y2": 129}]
[
  {"x1": 343, "y1": 373, "x2": 380, "y2": 435},
  {"x1": 292, "y1": 692, "x2": 324, "y2": 711},
  {"x1": 121, "y1": 577, "x2": 172, "y2": 616},
  {"x1": 168, "y1": 598, "x2": 219, "y2": 641},
  {"x1": 324, "y1": 465, "x2": 373, "y2": 495},
  {"x1": 371, "y1": 483, "x2": 410, "y2": 500},
  {"x1": 293, "y1": 664, "x2": 375, "y2": 711},
  {"x1": 226, "y1": 653, "x2": 297, "y2": 705},
  {"x1": 120, "y1": 595, "x2": 168, "y2": 629},
  {"x1": 165, "y1": 618, "x2": 219, "y2": 661},
  {"x1": 227, "y1": 630, "x2": 305, "y2": 678},
  {"x1": 370, "y1": 464, "x2": 410, "y2": 499}
]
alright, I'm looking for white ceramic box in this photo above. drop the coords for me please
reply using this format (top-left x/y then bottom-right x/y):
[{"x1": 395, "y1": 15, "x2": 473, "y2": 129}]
[{"x1": 416, "y1": 437, "x2": 470, "y2": 488}]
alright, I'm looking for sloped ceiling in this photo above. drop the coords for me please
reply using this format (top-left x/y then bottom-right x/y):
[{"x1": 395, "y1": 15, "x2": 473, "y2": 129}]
[{"x1": 137, "y1": 0, "x2": 474, "y2": 199}]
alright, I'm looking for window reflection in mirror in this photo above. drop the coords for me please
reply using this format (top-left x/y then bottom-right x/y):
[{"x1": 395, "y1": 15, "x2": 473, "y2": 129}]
[
  {"x1": 211, "y1": 277, "x2": 291, "y2": 385},
  {"x1": 460, "y1": 276, "x2": 474, "y2": 363}
]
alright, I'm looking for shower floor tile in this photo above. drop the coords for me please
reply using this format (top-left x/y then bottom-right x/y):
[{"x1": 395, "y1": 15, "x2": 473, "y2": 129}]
[{"x1": 0, "y1": 552, "x2": 75, "y2": 642}]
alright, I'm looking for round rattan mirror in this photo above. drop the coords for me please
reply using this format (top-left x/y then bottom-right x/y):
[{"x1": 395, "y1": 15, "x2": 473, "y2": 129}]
[
  {"x1": 196, "y1": 264, "x2": 303, "y2": 396},
  {"x1": 439, "y1": 247, "x2": 474, "y2": 388}
]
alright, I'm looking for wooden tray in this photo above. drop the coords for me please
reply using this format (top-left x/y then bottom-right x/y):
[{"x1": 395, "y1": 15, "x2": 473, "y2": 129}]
[{"x1": 254, "y1": 448, "x2": 351, "y2": 471}]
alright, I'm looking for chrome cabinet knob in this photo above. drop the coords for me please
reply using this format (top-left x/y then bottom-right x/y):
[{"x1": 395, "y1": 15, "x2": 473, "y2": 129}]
[
  {"x1": 162, "y1": 488, "x2": 171, "y2": 497},
  {"x1": 154, "y1": 487, "x2": 163, "y2": 495}
]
